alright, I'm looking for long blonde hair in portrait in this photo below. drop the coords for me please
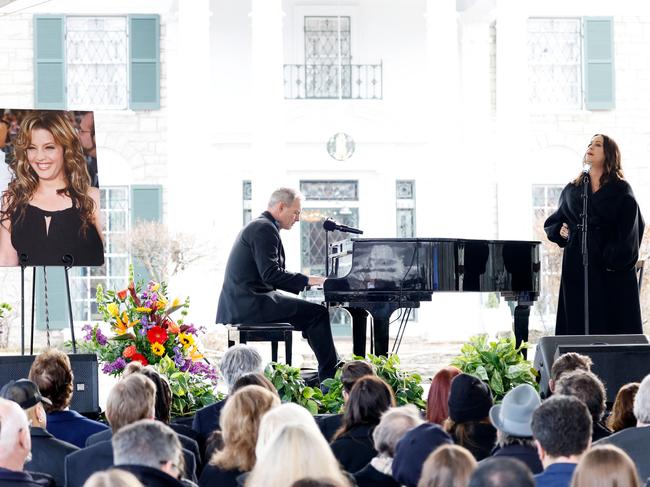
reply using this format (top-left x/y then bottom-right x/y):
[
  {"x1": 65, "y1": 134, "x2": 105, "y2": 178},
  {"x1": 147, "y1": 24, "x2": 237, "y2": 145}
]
[
  {"x1": 418, "y1": 444, "x2": 477, "y2": 487},
  {"x1": 570, "y1": 445, "x2": 641, "y2": 487},
  {"x1": 1, "y1": 111, "x2": 95, "y2": 233},
  {"x1": 246, "y1": 423, "x2": 350, "y2": 487}
]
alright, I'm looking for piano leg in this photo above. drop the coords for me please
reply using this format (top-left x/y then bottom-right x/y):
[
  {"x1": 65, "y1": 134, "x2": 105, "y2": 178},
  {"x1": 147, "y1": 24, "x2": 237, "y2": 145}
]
[
  {"x1": 373, "y1": 316, "x2": 390, "y2": 357},
  {"x1": 513, "y1": 304, "x2": 530, "y2": 359},
  {"x1": 348, "y1": 307, "x2": 368, "y2": 358}
]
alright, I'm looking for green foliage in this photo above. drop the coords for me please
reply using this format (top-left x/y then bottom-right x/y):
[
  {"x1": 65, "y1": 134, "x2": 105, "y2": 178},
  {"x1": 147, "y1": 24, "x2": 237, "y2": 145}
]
[
  {"x1": 451, "y1": 335, "x2": 539, "y2": 402},
  {"x1": 264, "y1": 362, "x2": 322, "y2": 414},
  {"x1": 363, "y1": 354, "x2": 426, "y2": 410},
  {"x1": 0, "y1": 303, "x2": 12, "y2": 320}
]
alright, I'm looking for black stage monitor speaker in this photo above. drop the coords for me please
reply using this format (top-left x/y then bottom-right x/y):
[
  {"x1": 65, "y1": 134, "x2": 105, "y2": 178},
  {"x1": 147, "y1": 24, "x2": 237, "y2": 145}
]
[
  {"x1": 0, "y1": 353, "x2": 99, "y2": 414},
  {"x1": 533, "y1": 334, "x2": 650, "y2": 400}
]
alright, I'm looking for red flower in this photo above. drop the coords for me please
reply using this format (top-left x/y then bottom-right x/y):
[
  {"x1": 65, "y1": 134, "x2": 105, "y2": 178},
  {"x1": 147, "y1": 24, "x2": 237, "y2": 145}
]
[
  {"x1": 117, "y1": 289, "x2": 128, "y2": 300},
  {"x1": 131, "y1": 353, "x2": 149, "y2": 366},
  {"x1": 128, "y1": 282, "x2": 141, "y2": 306},
  {"x1": 147, "y1": 326, "x2": 168, "y2": 345},
  {"x1": 122, "y1": 345, "x2": 136, "y2": 358}
]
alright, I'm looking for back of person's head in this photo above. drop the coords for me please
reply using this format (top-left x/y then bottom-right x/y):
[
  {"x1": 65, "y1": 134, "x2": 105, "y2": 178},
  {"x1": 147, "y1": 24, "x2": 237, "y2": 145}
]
[
  {"x1": 0, "y1": 378, "x2": 52, "y2": 427},
  {"x1": 231, "y1": 372, "x2": 277, "y2": 395},
  {"x1": 392, "y1": 423, "x2": 454, "y2": 487},
  {"x1": 489, "y1": 383, "x2": 540, "y2": 445},
  {"x1": 291, "y1": 479, "x2": 346, "y2": 487},
  {"x1": 373, "y1": 404, "x2": 424, "y2": 457},
  {"x1": 124, "y1": 363, "x2": 172, "y2": 424},
  {"x1": 468, "y1": 457, "x2": 534, "y2": 487},
  {"x1": 213, "y1": 384, "x2": 280, "y2": 471},
  {"x1": 570, "y1": 445, "x2": 641, "y2": 487},
  {"x1": 83, "y1": 469, "x2": 143, "y2": 487},
  {"x1": 633, "y1": 374, "x2": 650, "y2": 425},
  {"x1": 426, "y1": 366, "x2": 461, "y2": 424},
  {"x1": 219, "y1": 345, "x2": 263, "y2": 390},
  {"x1": 0, "y1": 397, "x2": 31, "y2": 469},
  {"x1": 335, "y1": 376, "x2": 395, "y2": 439},
  {"x1": 418, "y1": 443, "x2": 476, "y2": 487},
  {"x1": 447, "y1": 373, "x2": 493, "y2": 424},
  {"x1": 256, "y1": 403, "x2": 320, "y2": 460},
  {"x1": 112, "y1": 419, "x2": 183, "y2": 478},
  {"x1": 340, "y1": 360, "x2": 374, "y2": 394},
  {"x1": 550, "y1": 352, "x2": 592, "y2": 387},
  {"x1": 607, "y1": 382, "x2": 639, "y2": 432},
  {"x1": 106, "y1": 374, "x2": 156, "y2": 432},
  {"x1": 28, "y1": 349, "x2": 74, "y2": 412},
  {"x1": 555, "y1": 370, "x2": 607, "y2": 422},
  {"x1": 531, "y1": 395, "x2": 591, "y2": 458},
  {"x1": 247, "y1": 423, "x2": 349, "y2": 487}
]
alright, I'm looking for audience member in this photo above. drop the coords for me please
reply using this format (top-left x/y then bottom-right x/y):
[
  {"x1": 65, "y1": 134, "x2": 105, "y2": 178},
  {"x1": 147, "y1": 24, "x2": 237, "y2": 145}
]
[
  {"x1": 317, "y1": 360, "x2": 374, "y2": 441},
  {"x1": 418, "y1": 443, "x2": 477, "y2": 487},
  {"x1": 555, "y1": 370, "x2": 611, "y2": 441},
  {"x1": 192, "y1": 345, "x2": 262, "y2": 443},
  {"x1": 28, "y1": 349, "x2": 108, "y2": 448},
  {"x1": 0, "y1": 379, "x2": 78, "y2": 486},
  {"x1": 354, "y1": 405, "x2": 423, "y2": 487},
  {"x1": 486, "y1": 383, "x2": 542, "y2": 473},
  {"x1": 0, "y1": 398, "x2": 43, "y2": 487},
  {"x1": 548, "y1": 352, "x2": 592, "y2": 395},
  {"x1": 83, "y1": 469, "x2": 143, "y2": 487},
  {"x1": 570, "y1": 444, "x2": 641, "y2": 487},
  {"x1": 607, "y1": 382, "x2": 639, "y2": 432},
  {"x1": 595, "y1": 373, "x2": 650, "y2": 481},
  {"x1": 426, "y1": 366, "x2": 461, "y2": 425},
  {"x1": 291, "y1": 479, "x2": 346, "y2": 487},
  {"x1": 112, "y1": 419, "x2": 185, "y2": 487},
  {"x1": 443, "y1": 373, "x2": 496, "y2": 461},
  {"x1": 392, "y1": 423, "x2": 453, "y2": 487},
  {"x1": 256, "y1": 403, "x2": 321, "y2": 460},
  {"x1": 531, "y1": 395, "x2": 592, "y2": 487},
  {"x1": 330, "y1": 376, "x2": 396, "y2": 473},
  {"x1": 468, "y1": 457, "x2": 534, "y2": 487},
  {"x1": 199, "y1": 385, "x2": 279, "y2": 487},
  {"x1": 248, "y1": 423, "x2": 350, "y2": 487}
]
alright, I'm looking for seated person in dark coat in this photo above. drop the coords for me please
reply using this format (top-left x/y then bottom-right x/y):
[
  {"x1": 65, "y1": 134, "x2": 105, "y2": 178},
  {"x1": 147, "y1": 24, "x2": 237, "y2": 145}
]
[
  {"x1": 531, "y1": 396, "x2": 592, "y2": 487},
  {"x1": 0, "y1": 379, "x2": 78, "y2": 487},
  {"x1": 354, "y1": 405, "x2": 423, "y2": 487},
  {"x1": 112, "y1": 420, "x2": 186, "y2": 487},
  {"x1": 65, "y1": 374, "x2": 197, "y2": 487},
  {"x1": 192, "y1": 345, "x2": 263, "y2": 446},
  {"x1": 317, "y1": 360, "x2": 374, "y2": 442},
  {"x1": 330, "y1": 376, "x2": 395, "y2": 473},
  {"x1": 216, "y1": 187, "x2": 339, "y2": 382},
  {"x1": 0, "y1": 398, "x2": 47, "y2": 487},
  {"x1": 28, "y1": 349, "x2": 108, "y2": 448}
]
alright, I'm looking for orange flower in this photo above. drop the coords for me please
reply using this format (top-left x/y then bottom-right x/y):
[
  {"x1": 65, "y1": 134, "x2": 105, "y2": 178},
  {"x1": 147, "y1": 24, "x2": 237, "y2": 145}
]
[
  {"x1": 117, "y1": 289, "x2": 128, "y2": 300},
  {"x1": 167, "y1": 321, "x2": 180, "y2": 334},
  {"x1": 123, "y1": 345, "x2": 136, "y2": 358}
]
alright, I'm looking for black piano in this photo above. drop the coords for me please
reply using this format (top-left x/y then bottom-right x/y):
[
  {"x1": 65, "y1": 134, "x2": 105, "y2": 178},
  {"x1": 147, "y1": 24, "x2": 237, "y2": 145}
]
[{"x1": 323, "y1": 238, "x2": 541, "y2": 357}]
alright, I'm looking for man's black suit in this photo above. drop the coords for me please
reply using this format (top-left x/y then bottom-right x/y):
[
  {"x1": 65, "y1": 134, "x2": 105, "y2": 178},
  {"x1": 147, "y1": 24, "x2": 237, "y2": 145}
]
[
  {"x1": 25, "y1": 427, "x2": 78, "y2": 487},
  {"x1": 216, "y1": 211, "x2": 337, "y2": 380}
]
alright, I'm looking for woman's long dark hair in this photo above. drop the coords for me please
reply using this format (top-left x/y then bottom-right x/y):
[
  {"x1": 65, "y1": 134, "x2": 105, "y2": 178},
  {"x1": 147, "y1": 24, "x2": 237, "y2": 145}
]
[{"x1": 573, "y1": 134, "x2": 625, "y2": 187}]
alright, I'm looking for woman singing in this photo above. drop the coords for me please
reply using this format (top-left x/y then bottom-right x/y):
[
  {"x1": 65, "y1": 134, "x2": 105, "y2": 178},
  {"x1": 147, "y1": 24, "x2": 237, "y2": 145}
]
[
  {"x1": 544, "y1": 134, "x2": 644, "y2": 335},
  {"x1": 0, "y1": 111, "x2": 103, "y2": 267}
]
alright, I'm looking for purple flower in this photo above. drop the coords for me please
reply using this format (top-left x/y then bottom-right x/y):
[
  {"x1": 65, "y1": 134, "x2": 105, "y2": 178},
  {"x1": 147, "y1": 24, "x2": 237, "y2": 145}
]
[
  {"x1": 95, "y1": 329, "x2": 108, "y2": 346},
  {"x1": 140, "y1": 315, "x2": 149, "y2": 326},
  {"x1": 180, "y1": 359, "x2": 192, "y2": 372},
  {"x1": 188, "y1": 362, "x2": 219, "y2": 383},
  {"x1": 151, "y1": 293, "x2": 158, "y2": 302},
  {"x1": 82, "y1": 324, "x2": 92, "y2": 332},
  {"x1": 173, "y1": 347, "x2": 185, "y2": 368},
  {"x1": 102, "y1": 357, "x2": 126, "y2": 374},
  {"x1": 184, "y1": 324, "x2": 197, "y2": 335}
]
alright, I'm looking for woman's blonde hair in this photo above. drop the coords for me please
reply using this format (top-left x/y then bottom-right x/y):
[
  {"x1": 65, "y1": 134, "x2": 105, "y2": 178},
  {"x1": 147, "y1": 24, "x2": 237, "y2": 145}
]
[
  {"x1": 255, "y1": 403, "x2": 321, "y2": 460},
  {"x1": 570, "y1": 445, "x2": 641, "y2": 487},
  {"x1": 418, "y1": 444, "x2": 477, "y2": 487},
  {"x1": 1, "y1": 111, "x2": 95, "y2": 233},
  {"x1": 83, "y1": 469, "x2": 143, "y2": 487},
  {"x1": 210, "y1": 385, "x2": 279, "y2": 472},
  {"x1": 246, "y1": 423, "x2": 350, "y2": 487}
]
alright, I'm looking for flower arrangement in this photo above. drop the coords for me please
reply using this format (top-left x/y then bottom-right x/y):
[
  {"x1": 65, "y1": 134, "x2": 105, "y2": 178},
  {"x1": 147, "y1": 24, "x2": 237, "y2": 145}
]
[{"x1": 80, "y1": 269, "x2": 218, "y2": 417}]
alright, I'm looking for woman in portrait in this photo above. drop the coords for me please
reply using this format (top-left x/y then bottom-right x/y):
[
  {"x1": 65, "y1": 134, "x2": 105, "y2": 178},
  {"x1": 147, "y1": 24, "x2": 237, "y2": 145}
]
[
  {"x1": 0, "y1": 110, "x2": 103, "y2": 266},
  {"x1": 544, "y1": 134, "x2": 644, "y2": 335}
]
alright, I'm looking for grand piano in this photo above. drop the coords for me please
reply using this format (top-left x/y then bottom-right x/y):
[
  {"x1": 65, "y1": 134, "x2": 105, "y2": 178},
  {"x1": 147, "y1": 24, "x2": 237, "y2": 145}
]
[{"x1": 323, "y1": 238, "x2": 541, "y2": 357}]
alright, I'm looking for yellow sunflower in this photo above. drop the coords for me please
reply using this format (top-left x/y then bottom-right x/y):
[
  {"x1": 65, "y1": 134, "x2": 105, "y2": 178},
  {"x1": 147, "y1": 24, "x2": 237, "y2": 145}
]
[
  {"x1": 151, "y1": 342, "x2": 165, "y2": 356},
  {"x1": 178, "y1": 333, "x2": 194, "y2": 348}
]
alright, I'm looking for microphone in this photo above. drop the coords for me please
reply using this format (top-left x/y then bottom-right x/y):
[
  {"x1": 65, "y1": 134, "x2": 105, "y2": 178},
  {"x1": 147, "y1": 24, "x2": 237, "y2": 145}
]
[
  {"x1": 583, "y1": 163, "x2": 592, "y2": 174},
  {"x1": 322, "y1": 218, "x2": 363, "y2": 234}
]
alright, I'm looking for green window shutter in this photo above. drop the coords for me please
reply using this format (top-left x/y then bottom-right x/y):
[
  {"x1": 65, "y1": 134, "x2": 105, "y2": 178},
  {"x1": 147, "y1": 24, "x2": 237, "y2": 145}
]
[
  {"x1": 584, "y1": 17, "x2": 615, "y2": 110},
  {"x1": 129, "y1": 15, "x2": 160, "y2": 110},
  {"x1": 130, "y1": 185, "x2": 163, "y2": 284},
  {"x1": 34, "y1": 15, "x2": 66, "y2": 109},
  {"x1": 35, "y1": 267, "x2": 70, "y2": 331}
]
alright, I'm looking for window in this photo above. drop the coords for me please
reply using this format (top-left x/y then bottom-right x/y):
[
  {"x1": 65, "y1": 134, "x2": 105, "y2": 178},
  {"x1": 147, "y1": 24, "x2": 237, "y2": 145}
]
[
  {"x1": 243, "y1": 180, "x2": 252, "y2": 225},
  {"x1": 70, "y1": 186, "x2": 129, "y2": 320},
  {"x1": 396, "y1": 180, "x2": 415, "y2": 238}
]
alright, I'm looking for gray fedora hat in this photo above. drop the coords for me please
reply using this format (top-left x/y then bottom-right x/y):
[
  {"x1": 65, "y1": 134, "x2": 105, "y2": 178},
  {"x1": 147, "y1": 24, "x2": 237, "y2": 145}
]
[{"x1": 489, "y1": 384, "x2": 540, "y2": 437}]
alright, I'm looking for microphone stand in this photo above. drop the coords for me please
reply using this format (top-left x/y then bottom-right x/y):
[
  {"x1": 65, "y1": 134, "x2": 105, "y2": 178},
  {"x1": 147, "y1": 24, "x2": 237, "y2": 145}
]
[
  {"x1": 325, "y1": 229, "x2": 330, "y2": 277},
  {"x1": 580, "y1": 172, "x2": 590, "y2": 335}
]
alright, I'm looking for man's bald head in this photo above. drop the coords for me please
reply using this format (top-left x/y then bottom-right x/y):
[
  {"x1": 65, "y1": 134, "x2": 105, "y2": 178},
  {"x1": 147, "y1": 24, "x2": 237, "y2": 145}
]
[{"x1": 0, "y1": 398, "x2": 31, "y2": 470}]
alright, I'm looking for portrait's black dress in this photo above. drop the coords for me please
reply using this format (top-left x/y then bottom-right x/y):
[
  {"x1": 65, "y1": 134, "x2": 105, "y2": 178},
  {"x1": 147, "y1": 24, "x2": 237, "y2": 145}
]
[
  {"x1": 544, "y1": 178, "x2": 644, "y2": 335},
  {"x1": 11, "y1": 203, "x2": 104, "y2": 266}
]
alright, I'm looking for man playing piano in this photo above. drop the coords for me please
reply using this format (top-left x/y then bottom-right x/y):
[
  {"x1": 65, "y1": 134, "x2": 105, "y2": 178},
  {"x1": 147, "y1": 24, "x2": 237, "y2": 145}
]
[{"x1": 216, "y1": 187, "x2": 339, "y2": 382}]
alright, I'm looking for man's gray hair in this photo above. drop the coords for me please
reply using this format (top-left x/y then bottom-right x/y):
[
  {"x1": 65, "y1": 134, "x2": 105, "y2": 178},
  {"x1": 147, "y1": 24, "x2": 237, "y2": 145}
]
[
  {"x1": 112, "y1": 419, "x2": 182, "y2": 472},
  {"x1": 372, "y1": 405, "x2": 424, "y2": 457},
  {"x1": 633, "y1": 374, "x2": 650, "y2": 424},
  {"x1": 220, "y1": 345, "x2": 264, "y2": 390},
  {"x1": 268, "y1": 188, "x2": 301, "y2": 209}
]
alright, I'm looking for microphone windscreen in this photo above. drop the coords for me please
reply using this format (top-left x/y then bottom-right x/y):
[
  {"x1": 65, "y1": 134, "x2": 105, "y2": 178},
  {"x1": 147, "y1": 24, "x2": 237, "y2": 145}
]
[{"x1": 323, "y1": 219, "x2": 337, "y2": 231}]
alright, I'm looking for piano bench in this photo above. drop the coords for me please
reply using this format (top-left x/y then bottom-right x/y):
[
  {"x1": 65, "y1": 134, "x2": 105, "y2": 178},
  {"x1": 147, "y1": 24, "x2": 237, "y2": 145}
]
[{"x1": 226, "y1": 323, "x2": 293, "y2": 365}]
